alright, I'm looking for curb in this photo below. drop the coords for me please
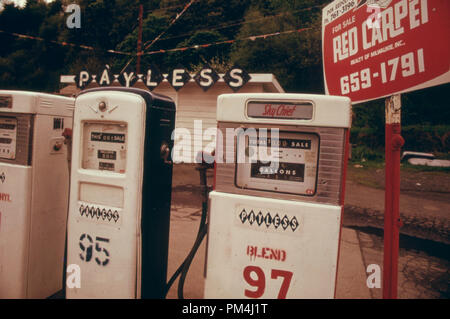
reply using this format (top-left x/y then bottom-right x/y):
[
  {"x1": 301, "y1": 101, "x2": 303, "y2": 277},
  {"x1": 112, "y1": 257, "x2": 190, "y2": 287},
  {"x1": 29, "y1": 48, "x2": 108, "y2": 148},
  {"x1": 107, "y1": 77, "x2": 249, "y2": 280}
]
[{"x1": 343, "y1": 204, "x2": 450, "y2": 245}]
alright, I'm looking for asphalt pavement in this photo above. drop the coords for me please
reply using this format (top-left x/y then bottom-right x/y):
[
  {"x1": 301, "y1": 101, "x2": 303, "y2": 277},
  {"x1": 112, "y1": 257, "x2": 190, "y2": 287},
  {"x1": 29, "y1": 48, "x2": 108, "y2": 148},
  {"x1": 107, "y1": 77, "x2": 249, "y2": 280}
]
[{"x1": 344, "y1": 179, "x2": 450, "y2": 245}]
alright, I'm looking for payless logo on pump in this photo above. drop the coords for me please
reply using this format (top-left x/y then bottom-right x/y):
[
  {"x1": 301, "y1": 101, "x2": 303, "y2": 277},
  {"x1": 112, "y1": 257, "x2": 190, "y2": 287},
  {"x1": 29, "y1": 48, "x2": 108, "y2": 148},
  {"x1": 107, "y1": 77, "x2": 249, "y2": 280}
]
[{"x1": 234, "y1": 205, "x2": 302, "y2": 235}]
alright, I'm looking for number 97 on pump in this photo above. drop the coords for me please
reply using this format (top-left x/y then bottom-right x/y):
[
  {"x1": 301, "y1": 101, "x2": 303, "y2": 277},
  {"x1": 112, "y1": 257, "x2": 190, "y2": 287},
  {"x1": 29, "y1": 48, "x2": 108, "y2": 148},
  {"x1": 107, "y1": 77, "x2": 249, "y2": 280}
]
[{"x1": 204, "y1": 93, "x2": 352, "y2": 299}]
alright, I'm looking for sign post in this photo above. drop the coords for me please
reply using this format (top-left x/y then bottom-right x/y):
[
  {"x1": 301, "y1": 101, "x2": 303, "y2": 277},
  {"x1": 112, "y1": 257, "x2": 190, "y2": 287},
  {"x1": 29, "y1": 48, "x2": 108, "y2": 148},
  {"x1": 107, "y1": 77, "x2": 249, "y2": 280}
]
[{"x1": 384, "y1": 94, "x2": 404, "y2": 299}]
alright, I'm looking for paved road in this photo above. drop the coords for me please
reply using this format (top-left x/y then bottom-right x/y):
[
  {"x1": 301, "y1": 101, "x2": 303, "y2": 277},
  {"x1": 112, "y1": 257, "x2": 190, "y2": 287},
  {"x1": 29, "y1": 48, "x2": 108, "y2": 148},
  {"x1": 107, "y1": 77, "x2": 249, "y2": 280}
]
[
  {"x1": 354, "y1": 227, "x2": 449, "y2": 299},
  {"x1": 344, "y1": 179, "x2": 450, "y2": 244}
]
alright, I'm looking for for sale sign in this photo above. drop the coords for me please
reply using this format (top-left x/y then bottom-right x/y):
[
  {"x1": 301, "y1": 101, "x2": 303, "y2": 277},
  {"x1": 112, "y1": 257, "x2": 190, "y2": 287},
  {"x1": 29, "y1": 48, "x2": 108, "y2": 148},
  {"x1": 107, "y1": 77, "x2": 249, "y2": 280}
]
[{"x1": 322, "y1": 0, "x2": 450, "y2": 104}]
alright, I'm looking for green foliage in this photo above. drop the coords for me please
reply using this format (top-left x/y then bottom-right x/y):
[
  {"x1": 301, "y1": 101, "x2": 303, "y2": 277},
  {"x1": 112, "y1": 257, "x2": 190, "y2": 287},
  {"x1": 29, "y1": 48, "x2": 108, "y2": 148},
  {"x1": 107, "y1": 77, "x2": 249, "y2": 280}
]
[
  {"x1": 113, "y1": 13, "x2": 170, "y2": 72},
  {"x1": 351, "y1": 145, "x2": 384, "y2": 162},
  {"x1": 0, "y1": 0, "x2": 68, "y2": 90},
  {"x1": 230, "y1": 0, "x2": 326, "y2": 92},
  {"x1": 401, "y1": 83, "x2": 450, "y2": 126},
  {"x1": 165, "y1": 30, "x2": 227, "y2": 69},
  {"x1": 350, "y1": 124, "x2": 450, "y2": 154},
  {"x1": 402, "y1": 125, "x2": 450, "y2": 153},
  {"x1": 350, "y1": 99, "x2": 385, "y2": 151},
  {"x1": 190, "y1": 56, "x2": 233, "y2": 73},
  {"x1": 350, "y1": 95, "x2": 450, "y2": 152}
]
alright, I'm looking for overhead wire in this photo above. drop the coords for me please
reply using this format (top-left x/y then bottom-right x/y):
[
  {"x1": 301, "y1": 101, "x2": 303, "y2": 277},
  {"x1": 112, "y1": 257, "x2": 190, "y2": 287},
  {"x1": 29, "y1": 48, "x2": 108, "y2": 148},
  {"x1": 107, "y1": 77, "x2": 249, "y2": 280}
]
[
  {"x1": 141, "y1": 26, "x2": 316, "y2": 56},
  {"x1": 156, "y1": 4, "x2": 325, "y2": 43},
  {"x1": 0, "y1": 24, "x2": 317, "y2": 59},
  {"x1": 146, "y1": 2, "x2": 187, "y2": 13},
  {"x1": 119, "y1": 0, "x2": 197, "y2": 73},
  {"x1": 142, "y1": 0, "x2": 197, "y2": 49},
  {"x1": 0, "y1": 29, "x2": 134, "y2": 55}
]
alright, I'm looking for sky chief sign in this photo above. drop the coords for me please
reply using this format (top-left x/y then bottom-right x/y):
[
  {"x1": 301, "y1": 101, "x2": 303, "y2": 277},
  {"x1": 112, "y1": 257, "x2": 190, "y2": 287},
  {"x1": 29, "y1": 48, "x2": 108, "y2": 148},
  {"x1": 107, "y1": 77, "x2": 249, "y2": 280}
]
[{"x1": 322, "y1": 0, "x2": 450, "y2": 104}]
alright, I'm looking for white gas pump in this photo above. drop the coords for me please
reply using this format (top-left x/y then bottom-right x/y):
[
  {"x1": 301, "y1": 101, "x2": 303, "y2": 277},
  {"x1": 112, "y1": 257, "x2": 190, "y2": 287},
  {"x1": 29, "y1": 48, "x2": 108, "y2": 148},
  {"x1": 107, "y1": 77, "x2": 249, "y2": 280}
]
[
  {"x1": 66, "y1": 87, "x2": 175, "y2": 299},
  {"x1": 0, "y1": 90, "x2": 74, "y2": 298},
  {"x1": 204, "y1": 93, "x2": 351, "y2": 299}
]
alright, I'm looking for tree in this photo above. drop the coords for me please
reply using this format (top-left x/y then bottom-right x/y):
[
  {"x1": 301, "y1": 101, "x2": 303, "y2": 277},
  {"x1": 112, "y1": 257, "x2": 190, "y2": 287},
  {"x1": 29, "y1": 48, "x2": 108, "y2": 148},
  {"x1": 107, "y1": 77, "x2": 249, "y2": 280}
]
[
  {"x1": 165, "y1": 30, "x2": 227, "y2": 69},
  {"x1": 0, "y1": 0, "x2": 67, "y2": 91},
  {"x1": 230, "y1": 0, "x2": 327, "y2": 93}
]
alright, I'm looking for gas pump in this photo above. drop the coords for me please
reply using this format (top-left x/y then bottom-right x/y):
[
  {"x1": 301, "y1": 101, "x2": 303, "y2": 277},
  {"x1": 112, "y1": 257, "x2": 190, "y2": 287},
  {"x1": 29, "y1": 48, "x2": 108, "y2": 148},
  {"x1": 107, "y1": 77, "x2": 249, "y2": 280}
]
[
  {"x1": 0, "y1": 90, "x2": 74, "y2": 298},
  {"x1": 66, "y1": 87, "x2": 175, "y2": 299},
  {"x1": 204, "y1": 93, "x2": 351, "y2": 299}
]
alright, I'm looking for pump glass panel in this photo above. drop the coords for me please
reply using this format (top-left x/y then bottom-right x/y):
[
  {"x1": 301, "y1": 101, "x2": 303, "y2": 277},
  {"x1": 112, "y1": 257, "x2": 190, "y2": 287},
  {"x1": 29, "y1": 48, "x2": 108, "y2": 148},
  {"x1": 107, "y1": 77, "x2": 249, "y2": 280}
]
[
  {"x1": 236, "y1": 130, "x2": 319, "y2": 195},
  {"x1": 0, "y1": 117, "x2": 17, "y2": 159},
  {"x1": 0, "y1": 95, "x2": 12, "y2": 109},
  {"x1": 82, "y1": 122, "x2": 127, "y2": 173}
]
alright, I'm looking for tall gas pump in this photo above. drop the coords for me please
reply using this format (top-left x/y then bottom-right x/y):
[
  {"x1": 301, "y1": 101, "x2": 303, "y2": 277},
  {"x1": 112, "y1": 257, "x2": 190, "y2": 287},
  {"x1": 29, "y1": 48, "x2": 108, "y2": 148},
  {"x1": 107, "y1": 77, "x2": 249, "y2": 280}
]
[
  {"x1": 204, "y1": 93, "x2": 351, "y2": 298},
  {"x1": 66, "y1": 87, "x2": 175, "y2": 299},
  {"x1": 0, "y1": 91, "x2": 74, "y2": 298}
]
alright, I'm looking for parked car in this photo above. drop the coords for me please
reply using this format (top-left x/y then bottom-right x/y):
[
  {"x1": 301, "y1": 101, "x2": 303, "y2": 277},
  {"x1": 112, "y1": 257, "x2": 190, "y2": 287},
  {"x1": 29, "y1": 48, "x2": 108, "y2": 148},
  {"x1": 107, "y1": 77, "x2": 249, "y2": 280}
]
[{"x1": 401, "y1": 151, "x2": 450, "y2": 167}]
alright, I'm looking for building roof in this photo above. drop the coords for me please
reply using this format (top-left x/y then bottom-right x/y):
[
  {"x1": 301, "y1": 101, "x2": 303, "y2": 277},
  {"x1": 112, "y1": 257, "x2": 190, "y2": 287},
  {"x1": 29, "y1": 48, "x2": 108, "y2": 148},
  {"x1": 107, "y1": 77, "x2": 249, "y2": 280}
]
[{"x1": 59, "y1": 73, "x2": 284, "y2": 97}]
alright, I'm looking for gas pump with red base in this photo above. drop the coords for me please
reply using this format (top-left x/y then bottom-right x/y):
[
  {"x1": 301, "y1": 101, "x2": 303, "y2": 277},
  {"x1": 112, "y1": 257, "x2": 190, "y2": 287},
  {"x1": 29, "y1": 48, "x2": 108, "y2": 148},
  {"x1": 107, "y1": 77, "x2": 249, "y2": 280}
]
[{"x1": 204, "y1": 93, "x2": 352, "y2": 298}]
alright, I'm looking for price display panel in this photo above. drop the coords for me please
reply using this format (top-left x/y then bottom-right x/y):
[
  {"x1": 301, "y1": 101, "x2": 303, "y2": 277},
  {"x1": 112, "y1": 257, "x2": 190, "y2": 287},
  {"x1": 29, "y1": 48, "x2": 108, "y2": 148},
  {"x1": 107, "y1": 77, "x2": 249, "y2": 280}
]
[
  {"x1": 236, "y1": 130, "x2": 319, "y2": 196},
  {"x1": 82, "y1": 122, "x2": 127, "y2": 173},
  {"x1": 0, "y1": 117, "x2": 17, "y2": 160}
]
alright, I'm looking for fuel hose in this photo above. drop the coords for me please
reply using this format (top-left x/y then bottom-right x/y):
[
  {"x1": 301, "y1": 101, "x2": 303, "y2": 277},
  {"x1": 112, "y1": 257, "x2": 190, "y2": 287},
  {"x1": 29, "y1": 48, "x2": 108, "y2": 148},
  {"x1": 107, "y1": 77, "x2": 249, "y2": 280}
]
[{"x1": 164, "y1": 154, "x2": 213, "y2": 299}]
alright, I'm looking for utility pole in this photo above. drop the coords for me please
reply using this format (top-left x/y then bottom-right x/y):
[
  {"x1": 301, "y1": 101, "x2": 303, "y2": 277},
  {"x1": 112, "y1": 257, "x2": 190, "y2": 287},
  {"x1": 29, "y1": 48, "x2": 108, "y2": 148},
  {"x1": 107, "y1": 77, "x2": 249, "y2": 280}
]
[{"x1": 136, "y1": 2, "x2": 143, "y2": 74}]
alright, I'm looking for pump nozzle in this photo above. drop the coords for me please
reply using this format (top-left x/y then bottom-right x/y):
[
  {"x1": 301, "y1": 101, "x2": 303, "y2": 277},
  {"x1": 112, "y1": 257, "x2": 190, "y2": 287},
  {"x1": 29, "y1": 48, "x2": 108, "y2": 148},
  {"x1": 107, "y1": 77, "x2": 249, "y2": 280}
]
[{"x1": 160, "y1": 142, "x2": 172, "y2": 165}]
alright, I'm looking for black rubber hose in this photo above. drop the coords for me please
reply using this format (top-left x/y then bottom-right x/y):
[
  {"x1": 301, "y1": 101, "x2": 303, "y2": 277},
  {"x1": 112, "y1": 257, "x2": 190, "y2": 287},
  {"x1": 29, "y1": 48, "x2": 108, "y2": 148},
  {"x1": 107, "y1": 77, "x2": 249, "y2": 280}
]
[
  {"x1": 164, "y1": 201, "x2": 207, "y2": 298},
  {"x1": 177, "y1": 202, "x2": 208, "y2": 299},
  {"x1": 164, "y1": 162, "x2": 211, "y2": 298}
]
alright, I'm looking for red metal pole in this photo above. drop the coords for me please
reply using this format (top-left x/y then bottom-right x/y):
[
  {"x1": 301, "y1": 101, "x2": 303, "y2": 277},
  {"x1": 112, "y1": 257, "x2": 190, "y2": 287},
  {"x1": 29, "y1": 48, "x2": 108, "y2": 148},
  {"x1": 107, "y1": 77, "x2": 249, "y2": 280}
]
[
  {"x1": 384, "y1": 113, "x2": 393, "y2": 298},
  {"x1": 383, "y1": 95, "x2": 404, "y2": 299}
]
